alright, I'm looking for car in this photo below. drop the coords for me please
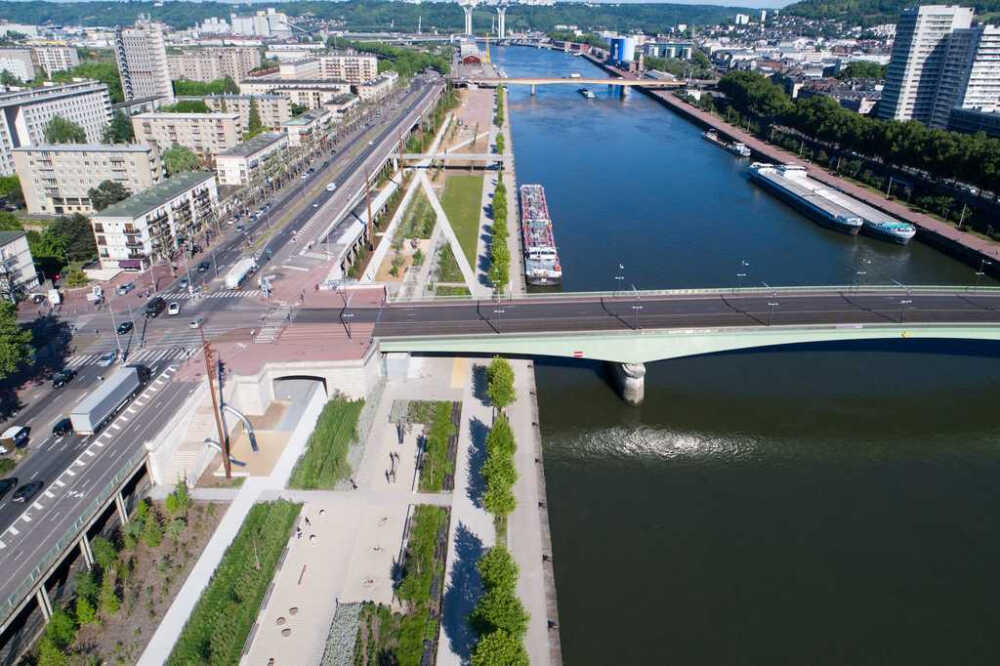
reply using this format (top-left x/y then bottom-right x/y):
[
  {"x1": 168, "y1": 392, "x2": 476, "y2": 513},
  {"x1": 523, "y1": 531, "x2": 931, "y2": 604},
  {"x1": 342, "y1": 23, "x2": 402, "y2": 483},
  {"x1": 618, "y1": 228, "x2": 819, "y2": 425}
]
[
  {"x1": 52, "y1": 369, "x2": 76, "y2": 388},
  {"x1": 12, "y1": 481, "x2": 43, "y2": 503},
  {"x1": 326, "y1": 182, "x2": 337, "y2": 191},
  {"x1": 145, "y1": 296, "x2": 166, "y2": 318},
  {"x1": 0, "y1": 426, "x2": 29, "y2": 449},
  {"x1": 300, "y1": 173, "x2": 308, "y2": 180},
  {"x1": 198, "y1": 261, "x2": 210, "y2": 273},
  {"x1": 0, "y1": 478, "x2": 17, "y2": 501},
  {"x1": 52, "y1": 418, "x2": 71, "y2": 437},
  {"x1": 31, "y1": 293, "x2": 46, "y2": 304},
  {"x1": 313, "y1": 203, "x2": 319, "y2": 208},
  {"x1": 307, "y1": 167, "x2": 315, "y2": 174},
  {"x1": 116, "y1": 320, "x2": 133, "y2": 335},
  {"x1": 189, "y1": 317, "x2": 203, "y2": 329},
  {"x1": 116, "y1": 282, "x2": 135, "y2": 296},
  {"x1": 235, "y1": 223, "x2": 245, "y2": 232},
  {"x1": 167, "y1": 302, "x2": 181, "y2": 316},
  {"x1": 178, "y1": 278, "x2": 189, "y2": 290},
  {"x1": 97, "y1": 350, "x2": 117, "y2": 367}
]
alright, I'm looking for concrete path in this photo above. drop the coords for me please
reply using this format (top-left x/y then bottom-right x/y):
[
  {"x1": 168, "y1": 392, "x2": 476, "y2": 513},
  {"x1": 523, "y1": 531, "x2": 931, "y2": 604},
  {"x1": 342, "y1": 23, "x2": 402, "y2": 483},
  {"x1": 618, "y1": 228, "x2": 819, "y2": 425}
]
[
  {"x1": 473, "y1": 121, "x2": 500, "y2": 297},
  {"x1": 138, "y1": 383, "x2": 328, "y2": 666},
  {"x1": 418, "y1": 172, "x2": 480, "y2": 295},
  {"x1": 499, "y1": 88, "x2": 526, "y2": 295}
]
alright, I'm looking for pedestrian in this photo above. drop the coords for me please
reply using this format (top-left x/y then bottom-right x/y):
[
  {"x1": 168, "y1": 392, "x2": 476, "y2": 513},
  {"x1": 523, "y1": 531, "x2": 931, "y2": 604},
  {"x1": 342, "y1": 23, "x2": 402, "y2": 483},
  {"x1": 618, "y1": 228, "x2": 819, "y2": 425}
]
[
  {"x1": 304, "y1": 516, "x2": 311, "y2": 526},
  {"x1": 384, "y1": 470, "x2": 390, "y2": 483},
  {"x1": 351, "y1": 478, "x2": 358, "y2": 490}
]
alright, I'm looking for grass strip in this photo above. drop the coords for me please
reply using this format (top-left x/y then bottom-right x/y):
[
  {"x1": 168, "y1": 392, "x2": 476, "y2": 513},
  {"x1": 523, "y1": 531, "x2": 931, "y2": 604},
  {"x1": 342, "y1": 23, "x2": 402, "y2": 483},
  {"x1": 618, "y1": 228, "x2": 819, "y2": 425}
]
[
  {"x1": 440, "y1": 175, "x2": 484, "y2": 267},
  {"x1": 166, "y1": 500, "x2": 301, "y2": 666},
  {"x1": 418, "y1": 401, "x2": 457, "y2": 492},
  {"x1": 289, "y1": 397, "x2": 365, "y2": 489}
]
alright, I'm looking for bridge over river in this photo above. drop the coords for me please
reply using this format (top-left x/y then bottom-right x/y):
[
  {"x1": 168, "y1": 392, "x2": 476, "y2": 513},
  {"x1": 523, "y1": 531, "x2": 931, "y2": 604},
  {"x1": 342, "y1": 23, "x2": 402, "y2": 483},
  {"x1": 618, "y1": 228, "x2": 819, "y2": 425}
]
[{"x1": 299, "y1": 285, "x2": 1000, "y2": 402}]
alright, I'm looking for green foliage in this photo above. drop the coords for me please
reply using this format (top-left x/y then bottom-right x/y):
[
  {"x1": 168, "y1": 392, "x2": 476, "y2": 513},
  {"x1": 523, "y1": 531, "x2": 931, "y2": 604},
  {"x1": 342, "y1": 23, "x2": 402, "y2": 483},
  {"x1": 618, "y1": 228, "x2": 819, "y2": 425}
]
[
  {"x1": 489, "y1": 182, "x2": 510, "y2": 292},
  {"x1": 471, "y1": 629, "x2": 529, "y2": 666},
  {"x1": 419, "y1": 401, "x2": 456, "y2": 492},
  {"x1": 51, "y1": 61, "x2": 122, "y2": 102},
  {"x1": 494, "y1": 132, "x2": 505, "y2": 155},
  {"x1": 142, "y1": 512, "x2": 163, "y2": 547},
  {"x1": 161, "y1": 144, "x2": 200, "y2": 175},
  {"x1": 45, "y1": 609, "x2": 76, "y2": 650},
  {"x1": 476, "y1": 546, "x2": 518, "y2": 593},
  {"x1": 167, "y1": 501, "x2": 301, "y2": 666},
  {"x1": 396, "y1": 505, "x2": 448, "y2": 609},
  {"x1": 165, "y1": 480, "x2": 192, "y2": 516},
  {"x1": 290, "y1": 102, "x2": 308, "y2": 117},
  {"x1": 91, "y1": 536, "x2": 118, "y2": 571},
  {"x1": 246, "y1": 97, "x2": 264, "y2": 139},
  {"x1": 483, "y1": 478, "x2": 516, "y2": 518},
  {"x1": 102, "y1": 109, "x2": 135, "y2": 144},
  {"x1": 37, "y1": 636, "x2": 68, "y2": 666},
  {"x1": 0, "y1": 211, "x2": 22, "y2": 231},
  {"x1": 289, "y1": 397, "x2": 364, "y2": 489},
  {"x1": 0, "y1": 175, "x2": 24, "y2": 208},
  {"x1": 31, "y1": 213, "x2": 97, "y2": 274},
  {"x1": 172, "y1": 78, "x2": 236, "y2": 96},
  {"x1": 486, "y1": 357, "x2": 515, "y2": 411},
  {"x1": 75, "y1": 595, "x2": 96, "y2": 625},
  {"x1": 718, "y1": 71, "x2": 792, "y2": 119},
  {"x1": 548, "y1": 30, "x2": 607, "y2": 49},
  {"x1": 837, "y1": 60, "x2": 886, "y2": 80},
  {"x1": 482, "y1": 414, "x2": 517, "y2": 519},
  {"x1": 99, "y1": 573, "x2": 120, "y2": 616},
  {"x1": 64, "y1": 267, "x2": 87, "y2": 287},
  {"x1": 161, "y1": 100, "x2": 212, "y2": 113},
  {"x1": 88, "y1": 180, "x2": 131, "y2": 211},
  {"x1": 74, "y1": 570, "x2": 99, "y2": 604},
  {"x1": 43, "y1": 116, "x2": 87, "y2": 144},
  {"x1": 0, "y1": 302, "x2": 33, "y2": 379},
  {"x1": 0, "y1": 69, "x2": 22, "y2": 86},
  {"x1": 470, "y1": 586, "x2": 528, "y2": 637},
  {"x1": 645, "y1": 54, "x2": 712, "y2": 79},
  {"x1": 340, "y1": 40, "x2": 450, "y2": 77}
]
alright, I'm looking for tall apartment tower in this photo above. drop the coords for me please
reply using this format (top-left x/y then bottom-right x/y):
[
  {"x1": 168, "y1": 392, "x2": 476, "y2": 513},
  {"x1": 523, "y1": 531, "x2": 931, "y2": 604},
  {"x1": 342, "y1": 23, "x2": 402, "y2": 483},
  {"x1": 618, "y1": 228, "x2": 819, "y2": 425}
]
[
  {"x1": 879, "y1": 5, "x2": 975, "y2": 126},
  {"x1": 114, "y1": 18, "x2": 174, "y2": 104},
  {"x1": 957, "y1": 25, "x2": 1000, "y2": 113}
]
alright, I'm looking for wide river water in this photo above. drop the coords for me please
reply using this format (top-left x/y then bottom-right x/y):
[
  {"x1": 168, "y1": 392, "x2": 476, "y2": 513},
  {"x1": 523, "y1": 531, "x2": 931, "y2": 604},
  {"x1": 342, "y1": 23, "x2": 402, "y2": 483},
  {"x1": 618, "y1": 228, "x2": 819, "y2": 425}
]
[{"x1": 490, "y1": 45, "x2": 1000, "y2": 664}]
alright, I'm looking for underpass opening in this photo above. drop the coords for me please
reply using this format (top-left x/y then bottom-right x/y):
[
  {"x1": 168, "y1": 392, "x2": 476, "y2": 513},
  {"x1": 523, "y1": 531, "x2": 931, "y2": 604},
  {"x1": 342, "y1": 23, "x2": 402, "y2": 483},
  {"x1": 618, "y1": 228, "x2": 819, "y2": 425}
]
[{"x1": 273, "y1": 376, "x2": 328, "y2": 402}]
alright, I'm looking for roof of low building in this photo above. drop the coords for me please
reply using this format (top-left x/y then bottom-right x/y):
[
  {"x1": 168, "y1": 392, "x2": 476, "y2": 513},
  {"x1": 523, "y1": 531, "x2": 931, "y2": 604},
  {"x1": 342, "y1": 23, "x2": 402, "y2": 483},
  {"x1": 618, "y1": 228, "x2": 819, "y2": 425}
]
[
  {"x1": 216, "y1": 132, "x2": 286, "y2": 158},
  {"x1": 0, "y1": 231, "x2": 26, "y2": 246},
  {"x1": 13, "y1": 143, "x2": 155, "y2": 154},
  {"x1": 94, "y1": 171, "x2": 214, "y2": 219}
]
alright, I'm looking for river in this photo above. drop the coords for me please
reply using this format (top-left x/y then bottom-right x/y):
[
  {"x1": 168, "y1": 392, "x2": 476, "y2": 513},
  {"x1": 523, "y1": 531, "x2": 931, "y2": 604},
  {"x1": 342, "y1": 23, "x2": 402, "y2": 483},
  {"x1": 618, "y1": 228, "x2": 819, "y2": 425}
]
[{"x1": 490, "y1": 45, "x2": 1000, "y2": 665}]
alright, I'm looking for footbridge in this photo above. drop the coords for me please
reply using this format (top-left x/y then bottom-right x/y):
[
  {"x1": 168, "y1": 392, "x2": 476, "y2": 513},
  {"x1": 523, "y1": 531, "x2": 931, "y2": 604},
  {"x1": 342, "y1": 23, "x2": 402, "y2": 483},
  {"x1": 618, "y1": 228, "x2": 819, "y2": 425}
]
[
  {"x1": 456, "y1": 77, "x2": 684, "y2": 89},
  {"x1": 298, "y1": 286, "x2": 1000, "y2": 403}
]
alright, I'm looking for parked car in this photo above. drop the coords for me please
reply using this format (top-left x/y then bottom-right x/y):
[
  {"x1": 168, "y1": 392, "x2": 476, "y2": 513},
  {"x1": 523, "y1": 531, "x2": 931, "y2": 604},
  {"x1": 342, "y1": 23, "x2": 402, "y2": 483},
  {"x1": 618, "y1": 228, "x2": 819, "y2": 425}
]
[
  {"x1": 12, "y1": 480, "x2": 43, "y2": 503},
  {"x1": 97, "y1": 350, "x2": 117, "y2": 367},
  {"x1": 116, "y1": 320, "x2": 133, "y2": 335},
  {"x1": 178, "y1": 278, "x2": 189, "y2": 290},
  {"x1": 0, "y1": 426, "x2": 29, "y2": 449},
  {"x1": 235, "y1": 223, "x2": 245, "y2": 232},
  {"x1": 167, "y1": 302, "x2": 181, "y2": 316},
  {"x1": 52, "y1": 369, "x2": 76, "y2": 388},
  {"x1": 198, "y1": 261, "x2": 210, "y2": 273},
  {"x1": 0, "y1": 478, "x2": 16, "y2": 501},
  {"x1": 189, "y1": 317, "x2": 203, "y2": 329},
  {"x1": 326, "y1": 182, "x2": 337, "y2": 191},
  {"x1": 52, "y1": 418, "x2": 71, "y2": 437},
  {"x1": 116, "y1": 282, "x2": 135, "y2": 296},
  {"x1": 31, "y1": 293, "x2": 46, "y2": 304}
]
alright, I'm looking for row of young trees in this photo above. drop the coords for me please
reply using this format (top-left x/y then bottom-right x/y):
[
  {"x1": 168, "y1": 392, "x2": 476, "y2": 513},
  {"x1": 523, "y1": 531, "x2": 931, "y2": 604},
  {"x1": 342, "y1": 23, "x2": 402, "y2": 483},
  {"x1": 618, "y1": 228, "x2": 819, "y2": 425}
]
[
  {"x1": 717, "y1": 70, "x2": 1000, "y2": 193},
  {"x1": 489, "y1": 180, "x2": 510, "y2": 293},
  {"x1": 471, "y1": 357, "x2": 530, "y2": 664},
  {"x1": 494, "y1": 86, "x2": 505, "y2": 130}
]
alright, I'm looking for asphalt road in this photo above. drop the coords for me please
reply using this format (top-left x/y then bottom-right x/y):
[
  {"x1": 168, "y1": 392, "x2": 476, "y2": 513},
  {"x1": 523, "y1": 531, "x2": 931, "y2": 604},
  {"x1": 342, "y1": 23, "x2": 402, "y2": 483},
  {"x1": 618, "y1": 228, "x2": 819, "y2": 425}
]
[{"x1": 294, "y1": 288, "x2": 1000, "y2": 336}]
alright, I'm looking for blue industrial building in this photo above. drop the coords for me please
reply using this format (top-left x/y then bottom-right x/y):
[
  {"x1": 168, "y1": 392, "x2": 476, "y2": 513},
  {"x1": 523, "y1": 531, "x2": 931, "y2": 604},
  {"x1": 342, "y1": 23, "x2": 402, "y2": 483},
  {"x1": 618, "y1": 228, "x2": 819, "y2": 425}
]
[{"x1": 609, "y1": 36, "x2": 637, "y2": 66}]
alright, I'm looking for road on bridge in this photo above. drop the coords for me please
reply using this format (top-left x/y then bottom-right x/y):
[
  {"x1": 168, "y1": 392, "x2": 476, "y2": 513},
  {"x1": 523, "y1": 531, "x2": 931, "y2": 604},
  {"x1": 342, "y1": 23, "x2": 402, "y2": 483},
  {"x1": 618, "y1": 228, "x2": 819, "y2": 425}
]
[{"x1": 296, "y1": 288, "x2": 1000, "y2": 337}]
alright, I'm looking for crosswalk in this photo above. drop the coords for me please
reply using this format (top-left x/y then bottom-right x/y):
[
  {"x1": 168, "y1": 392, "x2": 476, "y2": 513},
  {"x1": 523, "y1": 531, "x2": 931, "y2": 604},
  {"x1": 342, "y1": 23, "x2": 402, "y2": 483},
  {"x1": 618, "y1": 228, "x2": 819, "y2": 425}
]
[
  {"x1": 64, "y1": 347, "x2": 192, "y2": 369},
  {"x1": 161, "y1": 289, "x2": 262, "y2": 300},
  {"x1": 254, "y1": 305, "x2": 291, "y2": 344}
]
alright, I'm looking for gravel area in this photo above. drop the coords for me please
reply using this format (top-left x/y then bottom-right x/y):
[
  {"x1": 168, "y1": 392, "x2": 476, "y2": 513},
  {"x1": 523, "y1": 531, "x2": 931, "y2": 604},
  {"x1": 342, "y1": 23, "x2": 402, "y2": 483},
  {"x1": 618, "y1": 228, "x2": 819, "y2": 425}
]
[{"x1": 321, "y1": 602, "x2": 363, "y2": 666}]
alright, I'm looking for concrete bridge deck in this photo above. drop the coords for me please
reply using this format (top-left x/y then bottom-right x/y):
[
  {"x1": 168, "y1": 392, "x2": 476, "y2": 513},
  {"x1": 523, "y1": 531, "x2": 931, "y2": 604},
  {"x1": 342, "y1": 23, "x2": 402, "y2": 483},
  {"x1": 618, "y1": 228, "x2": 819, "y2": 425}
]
[{"x1": 456, "y1": 77, "x2": 684, "y2": 87}]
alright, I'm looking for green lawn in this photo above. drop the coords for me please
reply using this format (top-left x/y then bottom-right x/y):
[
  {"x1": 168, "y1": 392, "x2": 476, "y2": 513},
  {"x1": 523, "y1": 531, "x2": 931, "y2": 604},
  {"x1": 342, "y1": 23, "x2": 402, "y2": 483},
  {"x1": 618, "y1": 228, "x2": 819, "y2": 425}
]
[
  {"x1": 436, "y1": 245, "x2": 464, "y2": 283},
  {"x1": 440, "y1": 175, "x2": 484, "y2": 267},
  {"x1": 289, "y1": 397, "x2": 365, "y2": 489}
]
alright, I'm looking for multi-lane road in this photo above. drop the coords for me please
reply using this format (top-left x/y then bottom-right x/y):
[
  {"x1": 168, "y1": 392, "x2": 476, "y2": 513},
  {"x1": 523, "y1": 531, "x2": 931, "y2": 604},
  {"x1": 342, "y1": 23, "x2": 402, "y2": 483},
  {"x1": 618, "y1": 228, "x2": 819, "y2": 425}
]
[{"x1": 297, "y1": 287, "x2": 1000, "y2": 337}]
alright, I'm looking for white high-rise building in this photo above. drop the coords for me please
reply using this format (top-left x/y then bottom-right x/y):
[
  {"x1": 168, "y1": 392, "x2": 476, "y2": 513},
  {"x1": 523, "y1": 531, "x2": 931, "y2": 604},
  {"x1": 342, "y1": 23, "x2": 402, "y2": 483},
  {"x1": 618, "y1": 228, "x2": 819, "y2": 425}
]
[
  {"x1": 0, "y1": 80, "x2": 112, "y2": 176},
  {"x1": 31, "y1": 46, "x2": 80, "y2": 77},
  {"x1": 878, "y1": 5, "x2": 975, "y2": 126},
  {"x1": 114, "y1": 18, "x2": 174, "y2": 104},
  {"x1": 957, "y1": 25, "x2": 1000, "y2": 113},
  {"x1": 0, "y1": 49, "x2": 35, "y2": 82}
]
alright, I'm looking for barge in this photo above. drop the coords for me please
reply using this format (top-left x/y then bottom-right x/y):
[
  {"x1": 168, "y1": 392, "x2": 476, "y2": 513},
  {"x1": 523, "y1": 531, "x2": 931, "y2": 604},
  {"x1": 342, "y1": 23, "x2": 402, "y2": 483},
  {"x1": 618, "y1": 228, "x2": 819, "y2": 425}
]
[{"x1": 520, "y1": 184, "x2": 563, "y2": 286}]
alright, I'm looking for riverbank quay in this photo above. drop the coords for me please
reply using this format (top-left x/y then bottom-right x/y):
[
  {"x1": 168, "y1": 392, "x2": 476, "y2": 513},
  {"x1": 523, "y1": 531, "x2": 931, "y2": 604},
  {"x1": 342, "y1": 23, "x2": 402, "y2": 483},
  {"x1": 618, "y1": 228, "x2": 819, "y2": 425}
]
[
  {"x1": 500, "y1": 86, "x2": 527, "y2": 296},
  {"x1": 650, "y1": 90, "x2": 1000, "y2": 275}
]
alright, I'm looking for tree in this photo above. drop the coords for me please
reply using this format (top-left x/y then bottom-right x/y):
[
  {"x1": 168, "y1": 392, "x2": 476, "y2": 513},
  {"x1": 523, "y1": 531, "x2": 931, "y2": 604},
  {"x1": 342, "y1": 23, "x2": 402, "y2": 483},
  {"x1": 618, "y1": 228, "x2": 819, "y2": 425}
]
[
  {"x1": 471, "y1": 630, "x2": 529, "y2": 666},
  {"x1": 290, "y1": 102, "x2": 308, "y2": 117},
  {"x1": 102, "y1": 109, "x2": 134, "y2": 144},
  {"x1": 0, "y1": 302, "x2": 32, "y2": 378},
  {"x1": 43, "y1": 116, "x2": 87, "y2": 144},
  {"x1": 246, "y1": 96, "x2": 264, "y2": 139},
  {"x1": 44, "y1": 609, "x2": 76, "y2": 650},
  {"x1": 0, "y1": 70, "x2": 22, "y2": 86},
  {"x1": 90, "y1": 536, "x2": 118, "y2": 571},
  {"x1": 88, "y1": 180, "x2": 131, "y2": 212},
  {"x1": 0, "y1": 175, "x2": 23, "y2": 209},
  {"x1": 0, "y1": 212, "x2": 22, "y2": 231},
  {"x1": 49, "y1": 214, "x2": 97, "y2": 262},
  {"x1": 483, "y1": 480, "x2": 516, "y2": 518},
  {"x1": 142, "y1": 512, "x2": 163, "y2": 547},
  {"x1": 477, "y1": 546, "x2": 518, "y2": 592},
  {"x1": 162, "y1": 100, "x2": 211, "y2": 113},
  {"x1": 470, "y1": 587, "x2": 529, "y2": 637},
  {"x1": 162, "y1": 144, "x2": 200, "y2": 175},
  {"x1": 74, "y1": 570, "x2": 99, "y2": 604},
  {"x1": 486, "y1": 356, "x2": 515, "y2": 411},
  {"x1": 37, "y1": 637, "x2": 68, "y2": 666},
  {"x1": 75, "y1": 595, "x2": 96, "y2": 625},
  {"x1": 99, "y1": 573, "x2": 120, "y2": 616},
  {"x1": 222, "y1": 75, "x2": 239, "y2": 94}
]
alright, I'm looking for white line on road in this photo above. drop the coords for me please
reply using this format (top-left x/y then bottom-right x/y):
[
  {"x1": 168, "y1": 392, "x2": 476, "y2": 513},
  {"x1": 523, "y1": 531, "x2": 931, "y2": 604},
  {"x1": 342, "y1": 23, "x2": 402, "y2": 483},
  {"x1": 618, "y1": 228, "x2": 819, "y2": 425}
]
[
  {"x1": 32, "y1": 502, "x2": 43, "y2": 510},
  {"x1": 111, "y1": 424, "x2": 122, "y2": 430},
  {"x1": 55, "y1": 480, "x2": 66, "y2": 487},
  {"x1": 21, "y1": 514, "x2": 31, "y2": 523},
  {"x1": 85, "y1": 450, "x2": 95, "y2": 457},
  {"x1": 66, "y1": 470, "x2": 75, "y2": 476},
  {"x1": 8, "y1": 527, "x2": 18, "y2": 536},
  {"x1": 44, "y1": 491, "x2": 54, "y2": 498}
]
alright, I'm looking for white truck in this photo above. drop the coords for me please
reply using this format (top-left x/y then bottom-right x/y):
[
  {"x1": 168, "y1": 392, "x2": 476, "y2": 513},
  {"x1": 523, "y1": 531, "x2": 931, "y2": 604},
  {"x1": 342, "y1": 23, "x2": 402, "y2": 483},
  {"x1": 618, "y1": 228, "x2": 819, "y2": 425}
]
[
  {"x1": 47, "y1": 289, "x2": 61, "y2": 305},
  {"x1": 225, "y1": 257, "x2": 255, "y2": 289},
  {"x1": 70, "y1": 366, "x2": 145, "y2": 435}
]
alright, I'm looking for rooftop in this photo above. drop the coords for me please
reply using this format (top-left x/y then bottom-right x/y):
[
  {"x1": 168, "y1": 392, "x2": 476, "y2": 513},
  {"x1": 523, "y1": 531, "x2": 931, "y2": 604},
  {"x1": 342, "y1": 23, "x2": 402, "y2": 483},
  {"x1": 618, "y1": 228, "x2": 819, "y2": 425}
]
[
  {"x1": 13, "y1": 143, "x2": 155, "y2": 154},
  {"x1": 94, "y1": 171, "x2": 214, "y2": 219},
  {"x1": 0, "y1": 231, "x2": 26, "y2": 246},
  {"x1": 241, "y1": 77, "x2": 349, "y2": 86},
  {"x1": 135, "y1": 112, "x2": 240, "y2": 120},
  {"x1": 216, "y1": 132, "x2": 285, "y2": 157},
  {"x1": 282, "y1": 110, "x2": 327, "y2": 126}
]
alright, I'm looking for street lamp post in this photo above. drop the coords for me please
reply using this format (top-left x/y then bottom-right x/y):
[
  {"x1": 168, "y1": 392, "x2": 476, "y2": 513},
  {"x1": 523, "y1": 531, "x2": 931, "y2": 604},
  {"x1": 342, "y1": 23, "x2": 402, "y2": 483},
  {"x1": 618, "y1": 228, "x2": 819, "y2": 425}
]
[
  {"x1": 976, "y1": 259, "x2": 991, "y2": 290},
  {"x1": 614, "y1": 264, "x2": 624, "y2": 296},
  {"x1": 767, "y1": 300, "x2": 779, "y2": 326},
  {"x1": 899, "y1": 298, "x2": 912, "y2": 323}
]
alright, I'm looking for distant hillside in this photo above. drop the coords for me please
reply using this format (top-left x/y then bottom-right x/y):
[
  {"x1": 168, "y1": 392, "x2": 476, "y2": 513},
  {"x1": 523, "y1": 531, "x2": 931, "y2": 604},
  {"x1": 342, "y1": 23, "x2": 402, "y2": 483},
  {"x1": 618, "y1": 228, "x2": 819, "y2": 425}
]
[
  {"x1": 0, "y1": 1, "x2": 742, "y2": 33},
  {"x1": 785, "y1": 0, "x2": 1000, "y2": 26}
]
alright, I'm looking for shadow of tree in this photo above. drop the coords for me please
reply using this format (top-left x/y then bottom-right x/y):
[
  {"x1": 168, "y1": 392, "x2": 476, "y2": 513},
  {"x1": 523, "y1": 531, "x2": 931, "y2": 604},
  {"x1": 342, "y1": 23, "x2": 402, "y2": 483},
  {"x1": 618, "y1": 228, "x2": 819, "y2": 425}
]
[
  {"x1": 467, "y1": 417, "x2": 489, "y2": 508},
  {"x1": 0, "y1": 314, "x2": 74, "y2": 419},
  {"x1": 441, "y1": 522, "x2": 484, "y2": 662},
  {"x1": 471, "y1": 364, "x2": 489, "y2": 404}
]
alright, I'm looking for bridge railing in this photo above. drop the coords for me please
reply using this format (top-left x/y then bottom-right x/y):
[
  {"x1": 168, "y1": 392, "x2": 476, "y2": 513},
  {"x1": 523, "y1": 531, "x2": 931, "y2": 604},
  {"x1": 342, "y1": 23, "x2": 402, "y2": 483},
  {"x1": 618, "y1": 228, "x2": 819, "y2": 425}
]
[
  {"x1": 0, "y1": 447, "x2": 148, "y2": 630},
  {"x1": 388, "y1": 284, "x2": 1000, "y2": 304}
]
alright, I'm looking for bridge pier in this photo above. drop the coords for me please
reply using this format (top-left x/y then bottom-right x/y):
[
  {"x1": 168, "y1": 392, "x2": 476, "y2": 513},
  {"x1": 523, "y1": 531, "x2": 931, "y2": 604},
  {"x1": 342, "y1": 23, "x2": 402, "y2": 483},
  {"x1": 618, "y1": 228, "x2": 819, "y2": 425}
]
[
  {"x1": 613, "y1": 362, "x2": 645, "y2": 405},
  {"x1": 530, "y1": 84, "x2": 536, "y2": 96},
  {"x1": 78, "y1": 534, "x2": 94, "y2": 570},
  {"x1": 35, "y1": 587, "x2": 52, "y2": 622}
]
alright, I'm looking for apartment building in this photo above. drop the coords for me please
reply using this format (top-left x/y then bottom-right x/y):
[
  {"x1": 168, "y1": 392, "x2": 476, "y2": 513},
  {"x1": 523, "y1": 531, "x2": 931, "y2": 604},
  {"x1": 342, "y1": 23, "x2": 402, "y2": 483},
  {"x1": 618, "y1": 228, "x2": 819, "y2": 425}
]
[
  {"x1": 353, "y1": 72, "x2": 399, "y2": 102},
  {"x1": 0, "y1": 80, "x2": 112, "y2": 176},
  {"x1": 215, "y1": 131, "x2": 287, "y2": 186},
  {"x1": 114, "y1": 18, "x2": 174, "y2": 104},
  {"x1": 320, "y1": 53, "x2": 378, "y2": 84},
  {"x1": 0, "y1": 49, "x2": 35, "y2": 81},
  {"x1": 265, "y1": 44, "x2": 326, "y2": 62},
  {"x1": 281, "y1": 108, "x2": 331, "y2": 146},
  {"x1": 230, "y1": 9, "x2": 290, "y2": 39},
  {"x1": 31, "y1": 46, "x2": 79, "y2": 76},
  {"x1": 199, "y1": 94, "x2": 291, "y2": 129},
  {"x1": 325, "y1": 93, "x2": 359, "y2": 122},
  {"x1": 92, "y1": 170, "x2": 218, "y2": 270},
  {"x1": 0, "y1": 231, "x2": 39, "y2": 300},
  {"x1": 239, "y1": 78, "x2": 351, "y2": 109},
  {"x1": 12, "y1": 143, "x2": 163, "y2": 215},
  {"x1": 167, "y1": 47, "x2": 262, "y2": 83},
  {"x1": 132, "y1": 112, "x2": 243, "y2": 159}
]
